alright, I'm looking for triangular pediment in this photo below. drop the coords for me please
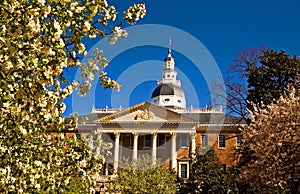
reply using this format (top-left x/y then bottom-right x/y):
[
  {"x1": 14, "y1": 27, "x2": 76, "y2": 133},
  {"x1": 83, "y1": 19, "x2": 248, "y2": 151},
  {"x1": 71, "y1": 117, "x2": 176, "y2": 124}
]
[{"x1": 98, "y1": 102, "x2": 194, "y2": 123}]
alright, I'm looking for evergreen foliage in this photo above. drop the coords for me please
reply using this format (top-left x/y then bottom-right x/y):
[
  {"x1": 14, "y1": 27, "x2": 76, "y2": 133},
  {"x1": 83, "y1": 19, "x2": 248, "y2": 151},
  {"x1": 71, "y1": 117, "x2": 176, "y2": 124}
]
[
  {"x1": 246, "y1": 49, "x2": 300, "y2": 111},
  {"x1": 190, "y1": 147, "x2": 238, "y2": 194}
]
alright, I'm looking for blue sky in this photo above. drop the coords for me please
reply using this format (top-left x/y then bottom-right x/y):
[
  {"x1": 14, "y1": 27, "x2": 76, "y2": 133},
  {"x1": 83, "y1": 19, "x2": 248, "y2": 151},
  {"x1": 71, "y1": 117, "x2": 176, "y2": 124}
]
[{"x1": 64, "y1": 0, "x2": 300, "y2": 116}]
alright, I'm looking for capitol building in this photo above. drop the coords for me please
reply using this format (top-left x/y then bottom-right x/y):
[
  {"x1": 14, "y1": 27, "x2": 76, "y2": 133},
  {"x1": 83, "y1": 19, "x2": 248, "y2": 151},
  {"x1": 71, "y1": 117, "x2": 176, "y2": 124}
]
[{"x1": 77, "y1": 48, "x2": 245, "y2": 181}]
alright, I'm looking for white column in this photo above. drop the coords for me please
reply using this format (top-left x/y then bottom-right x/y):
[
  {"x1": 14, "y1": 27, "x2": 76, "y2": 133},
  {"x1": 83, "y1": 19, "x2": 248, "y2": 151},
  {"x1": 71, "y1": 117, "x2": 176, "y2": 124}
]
[
  {"x1": 105, "y1": 164, "x2": 108, "y2": 175},
  {"x1": 152, "y1": 133, "x2": 157, "y2": 163},
  {"x1": 191, "y1": 132, "x2": 196, "y2": 158},
  {"x1": 171, "y1": 132, "x2": 177, "y2": 170},
  {"x1": 133, "y1": 133, "x2": 138, "y2": 159},
  {"x1": 113, "y1": 132, "x2": 120, "y2": 172}
]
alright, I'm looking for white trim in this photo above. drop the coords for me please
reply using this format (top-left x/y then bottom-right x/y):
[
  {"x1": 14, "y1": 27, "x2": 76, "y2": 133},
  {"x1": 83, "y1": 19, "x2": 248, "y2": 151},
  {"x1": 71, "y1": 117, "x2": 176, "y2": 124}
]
[
  {"x1": 218, "y1": 134, "x2": 226, "y2": 149},
  {"x1": 198, "y1": 123, "x2": 246, "y2": 127},
  {"x1": 236, "y1": 134, "x2": 242, "y2": 149},
  {"x1": 201, "y1": 134, "x2": 208, "y2": 147},
  {"x1": 178, "y1": 162, "x2": 189, "y2": 178}
]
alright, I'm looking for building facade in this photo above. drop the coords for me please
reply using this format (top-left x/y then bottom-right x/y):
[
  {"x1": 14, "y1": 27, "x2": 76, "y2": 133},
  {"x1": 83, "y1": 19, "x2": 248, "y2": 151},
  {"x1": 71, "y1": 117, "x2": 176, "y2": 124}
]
[{"x1": 77, "y1": 49, "x2": 245, "y2": 181}]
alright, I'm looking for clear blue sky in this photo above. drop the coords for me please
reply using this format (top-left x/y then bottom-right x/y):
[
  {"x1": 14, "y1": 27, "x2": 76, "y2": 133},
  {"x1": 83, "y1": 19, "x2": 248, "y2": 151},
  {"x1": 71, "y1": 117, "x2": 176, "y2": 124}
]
[{"x1": 64, "y1": 0, "x2": 300, "y2": 116}]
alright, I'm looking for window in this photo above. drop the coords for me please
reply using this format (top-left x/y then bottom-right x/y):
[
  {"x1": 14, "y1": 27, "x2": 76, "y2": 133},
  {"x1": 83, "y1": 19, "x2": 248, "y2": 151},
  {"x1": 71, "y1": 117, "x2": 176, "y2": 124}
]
[
  {"x1": 164, "y1": 98, "x2": 170, "y2": 102},
  {"x1": 167, "y1": 74, "x2": 170, "y2": 77},
  {"x1": 144, "y1": 134, "x2": 151, "y2": 147},
  {"x1": 236, "y1": 134, "x2": 242, "y2": 149},
  {"x1": 76, "y1": 133, "x2": 81, "y2": 140},
  {"x1": 109, "y1": 133, "x2": 115, "y2": 143},
  {"x1": 129, "y1": 134, "x2": 133, "y2": 147},
  {"x1": 180, "y1": 134, "x2": 188, "y2": 148},
  {"x1": 201, "y1": 135, "x2": 208, "y2": 147},
  {"x1": 218, "y1": 135, "x2": 226, "y2": 148},
  {"x1": 180, "y1": 164, "x2": 188, "y2": 178},
  {"x1": 158, "y1": 134, "x2": 166, "y2": 147},
  {"x1": 178, "y1": 99, "x2": 181, "y2": 103}
]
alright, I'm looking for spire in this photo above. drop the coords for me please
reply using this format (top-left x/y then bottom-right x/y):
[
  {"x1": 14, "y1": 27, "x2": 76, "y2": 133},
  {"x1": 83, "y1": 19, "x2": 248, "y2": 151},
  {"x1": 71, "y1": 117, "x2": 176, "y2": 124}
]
[
  {"x1": 168, "y1": 37, "x2": 172, "y2": 57},
  {"x1": 164, "y1": 37, "x2": 174, "y2": 62},
  {"x1": 161, "y1": 41, "x2": 179, "y2": 86},
  {"x1": 150, "y1": 39, "x2": 186, "y2": 109}
]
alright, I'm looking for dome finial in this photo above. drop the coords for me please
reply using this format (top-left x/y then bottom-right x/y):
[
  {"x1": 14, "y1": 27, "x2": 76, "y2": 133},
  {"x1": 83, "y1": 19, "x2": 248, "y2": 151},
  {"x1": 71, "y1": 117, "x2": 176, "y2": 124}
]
[{"x1": 168, "y1": 37, "x2": 172, "y2": 57}]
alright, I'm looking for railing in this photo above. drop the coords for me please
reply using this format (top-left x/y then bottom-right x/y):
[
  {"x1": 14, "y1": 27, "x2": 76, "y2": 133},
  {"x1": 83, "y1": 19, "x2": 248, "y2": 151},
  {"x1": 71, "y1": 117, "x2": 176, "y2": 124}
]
[
  {"x1": 91, "y1": 105, "x2": 223, "y2": 114},
  {"x1": 157, "y1": 79, "x2": 181, "y2": 86},
  {"x1": 173, "y1": 107, "x2": 223, "y2": 113}
]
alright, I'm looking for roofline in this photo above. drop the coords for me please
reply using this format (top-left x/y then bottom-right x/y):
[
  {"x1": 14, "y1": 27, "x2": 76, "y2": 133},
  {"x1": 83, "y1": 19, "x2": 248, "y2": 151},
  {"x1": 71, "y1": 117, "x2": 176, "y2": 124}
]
[{"x1": 98, "y1": 101, "x2": 196, "y2": 123}]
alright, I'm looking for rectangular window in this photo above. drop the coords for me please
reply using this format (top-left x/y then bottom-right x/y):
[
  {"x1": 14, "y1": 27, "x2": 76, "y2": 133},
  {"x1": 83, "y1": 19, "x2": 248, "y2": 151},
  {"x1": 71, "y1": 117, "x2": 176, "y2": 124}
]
[
  {"x1": 109, "y1": 133, "x2": 115, "y2": 144},
  {"x1": 218, "y1": 135, "x2": 226, "y2": 149},
  {"x1": 158, "y1": 134, "x2": 166, "y2": 147},
  {"x1": 144, "y1": 134, "x2": 151, "y2": 147},
  {"x1": 76, "y1": 133, "x2": 81, "y2": 140},
  {"x1": 201, "y1": 135, "x2": 208, "y2": 147},
  {"x1": 181, "y1": 134, "x2": 188, "y2": 148},
  {"x1": 236, "y1": 134, "x2": 242, "y2": 149},
  {"x1": 180, "y1": 164, "x2": 188, "y2": 178}
]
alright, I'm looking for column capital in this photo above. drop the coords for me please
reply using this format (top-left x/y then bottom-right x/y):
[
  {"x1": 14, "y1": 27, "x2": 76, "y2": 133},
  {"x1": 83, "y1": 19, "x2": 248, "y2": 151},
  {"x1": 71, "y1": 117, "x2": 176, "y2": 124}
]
[
  {"x1": 151, "y1": 132, "x2": 158, "y2": 137},
  {"x1": 190, "y1": 132, "x2": 196, "y2": 138},
  {"x1": 170, "y1": 132, "x2": 177, "y2": 138},
  {"x1": 132, "y1": 132, "x2": 139, "y2": 137},
  {"x1": 114, "y1": 132, "x2": 120, "y2": 138}
]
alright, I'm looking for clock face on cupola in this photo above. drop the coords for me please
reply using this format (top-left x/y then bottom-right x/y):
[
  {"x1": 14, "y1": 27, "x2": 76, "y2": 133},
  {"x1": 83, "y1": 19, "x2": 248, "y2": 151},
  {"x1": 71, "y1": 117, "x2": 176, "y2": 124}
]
[{"x1": 151, "y1": 48, "x2": 186, "y2": 109}]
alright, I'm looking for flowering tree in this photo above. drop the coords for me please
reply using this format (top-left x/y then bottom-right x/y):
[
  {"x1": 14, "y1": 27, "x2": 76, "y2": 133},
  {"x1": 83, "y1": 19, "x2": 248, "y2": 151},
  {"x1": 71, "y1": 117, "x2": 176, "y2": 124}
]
[
  {"x1": 0, "y1": 0, "x2": 146, "y2": 193},
  {"x1": 240, "y1": 87, "x2": 300, "y2": 193}
]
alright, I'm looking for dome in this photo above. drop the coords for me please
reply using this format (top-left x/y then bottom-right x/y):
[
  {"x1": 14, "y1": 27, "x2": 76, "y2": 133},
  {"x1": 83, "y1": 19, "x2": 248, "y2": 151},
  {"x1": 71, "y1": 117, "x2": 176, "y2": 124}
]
[{"x1": 151, "y1": 84, "x2": 185, "y2": 98}]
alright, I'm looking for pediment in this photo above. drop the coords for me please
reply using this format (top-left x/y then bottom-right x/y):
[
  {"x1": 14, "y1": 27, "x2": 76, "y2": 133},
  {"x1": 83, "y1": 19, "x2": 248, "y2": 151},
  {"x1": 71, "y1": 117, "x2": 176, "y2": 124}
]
[{"x1": 98, "y1": 102, "x2": 194, "y2": 123}]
